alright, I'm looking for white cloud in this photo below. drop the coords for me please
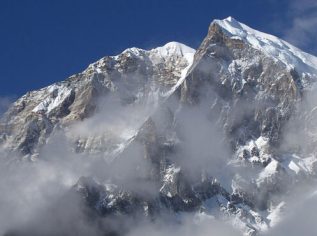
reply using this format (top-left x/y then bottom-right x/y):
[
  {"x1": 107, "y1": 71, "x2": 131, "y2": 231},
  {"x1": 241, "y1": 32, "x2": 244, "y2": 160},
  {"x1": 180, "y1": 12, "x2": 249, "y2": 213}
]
[
  {"x1": 283, "y1": 0, "x2": 317, "y2": 54},
  {"x1": 0, "y1": 96, "x2": 15, "y2": 116}
]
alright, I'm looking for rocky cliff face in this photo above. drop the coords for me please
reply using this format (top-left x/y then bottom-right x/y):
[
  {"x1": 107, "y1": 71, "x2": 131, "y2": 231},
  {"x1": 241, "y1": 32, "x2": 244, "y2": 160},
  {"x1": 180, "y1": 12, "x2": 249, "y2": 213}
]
[
  {"x1": 2, "y1": 17, "x2": 317, "y2": 236},
  {"x1": 0, "y1": 42, "x2": 195, "y2": 159}
]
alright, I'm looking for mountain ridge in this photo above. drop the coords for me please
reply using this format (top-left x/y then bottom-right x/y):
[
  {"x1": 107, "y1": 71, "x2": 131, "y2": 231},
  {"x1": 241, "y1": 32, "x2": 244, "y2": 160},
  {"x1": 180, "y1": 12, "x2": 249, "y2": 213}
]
[{"x1": 1, "y1": 17, "x2": 317, "y2": 236}]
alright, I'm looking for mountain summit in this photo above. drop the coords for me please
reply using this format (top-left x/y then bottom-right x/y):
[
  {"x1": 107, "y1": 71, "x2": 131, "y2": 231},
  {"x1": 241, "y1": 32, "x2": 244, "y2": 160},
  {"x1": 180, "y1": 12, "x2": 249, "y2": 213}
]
[{"x1": 1, "y1": 17, "x2": 317, "y2": 236}]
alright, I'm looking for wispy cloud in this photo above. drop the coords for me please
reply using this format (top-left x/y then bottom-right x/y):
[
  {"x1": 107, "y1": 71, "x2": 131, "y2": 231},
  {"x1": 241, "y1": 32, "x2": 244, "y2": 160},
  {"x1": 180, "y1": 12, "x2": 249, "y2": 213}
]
[
  {"x1": 0, "y1": 96, "x2": 15, "y2": 116},
  {"x1": 283, "y1": 0, "x2": 317, "y2": 55}
]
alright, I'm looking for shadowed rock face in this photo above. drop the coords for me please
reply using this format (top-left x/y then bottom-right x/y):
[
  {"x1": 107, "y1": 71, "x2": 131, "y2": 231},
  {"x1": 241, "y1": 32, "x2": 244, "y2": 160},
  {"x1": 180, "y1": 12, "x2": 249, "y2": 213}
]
[
  {"x1": 2, "y1": 17, "x2": 317, "y2": 236},
  {"x1": 180, "y1": 22, "x2": 304, "y2": 148}
]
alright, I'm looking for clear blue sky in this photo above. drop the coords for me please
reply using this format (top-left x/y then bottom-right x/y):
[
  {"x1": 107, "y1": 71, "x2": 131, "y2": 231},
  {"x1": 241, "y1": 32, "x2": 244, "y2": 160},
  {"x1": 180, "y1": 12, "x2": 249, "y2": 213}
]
[{"x1": 0, "y1": 0, "x2": 311, "y2": 97}]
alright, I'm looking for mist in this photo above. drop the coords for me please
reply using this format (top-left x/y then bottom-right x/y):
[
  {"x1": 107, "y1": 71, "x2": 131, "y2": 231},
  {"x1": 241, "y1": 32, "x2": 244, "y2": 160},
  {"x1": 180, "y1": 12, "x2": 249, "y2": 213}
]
[
  {"x1": 0, "y1": 96, "x2": 15, "y2": 116},
  {"x1": 0, "y1": 83, "x2": 244, "y2": 236}
]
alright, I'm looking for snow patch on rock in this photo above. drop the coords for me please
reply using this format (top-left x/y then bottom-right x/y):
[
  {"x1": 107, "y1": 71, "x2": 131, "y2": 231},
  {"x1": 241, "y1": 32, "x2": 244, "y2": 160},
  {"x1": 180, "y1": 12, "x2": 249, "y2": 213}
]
[{"x1": 32, "y1": 85, "x2": 72, "y2": 115}]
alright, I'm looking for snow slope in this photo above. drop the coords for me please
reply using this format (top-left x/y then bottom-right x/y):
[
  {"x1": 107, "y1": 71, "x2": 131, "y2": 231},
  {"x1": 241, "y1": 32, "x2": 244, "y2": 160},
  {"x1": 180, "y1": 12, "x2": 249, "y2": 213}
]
[{"x1": 214, "y1": 17, "x2": 317, "y2": 77}]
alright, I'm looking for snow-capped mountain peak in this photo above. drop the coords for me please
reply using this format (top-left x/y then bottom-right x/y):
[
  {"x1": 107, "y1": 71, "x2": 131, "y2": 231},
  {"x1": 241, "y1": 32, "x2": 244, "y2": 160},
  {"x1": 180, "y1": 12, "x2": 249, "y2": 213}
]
[
  {"x1": 153, "y1": 41, "x2": 195, "y2": 59},
  {"x1": 117, "y1": 41, "x2": 195, "y2": 60},
  {"x1": 213, "y1": 16, "x2": 317, "y2": 76}
]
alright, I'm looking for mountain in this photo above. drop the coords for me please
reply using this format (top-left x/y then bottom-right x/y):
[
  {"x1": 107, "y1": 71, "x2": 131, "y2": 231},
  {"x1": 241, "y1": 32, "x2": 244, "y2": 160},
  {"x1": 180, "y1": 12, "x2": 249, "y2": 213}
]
[
  {"x1": 1, "y1": 17, "x2": 317, "y2": 236},
  {"x1": 0, "y1": 42, "x2": 195, "y2": 158}
]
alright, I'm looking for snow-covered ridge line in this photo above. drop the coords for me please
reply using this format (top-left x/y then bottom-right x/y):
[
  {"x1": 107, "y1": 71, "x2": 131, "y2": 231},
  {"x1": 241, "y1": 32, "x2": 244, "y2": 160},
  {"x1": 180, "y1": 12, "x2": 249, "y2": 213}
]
[
  {"x1": 120, "y1": 41, "x2": 195, "y2": 58},
  {"x1": 31, "y1": 42, "x2": 195, "y2": 117},
  {"x1": 213, "y1": 16, "x2": 317, "y2": 76},
  {"x1": 88, "y1": 41, "x2": 195, "y2": 66}
]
